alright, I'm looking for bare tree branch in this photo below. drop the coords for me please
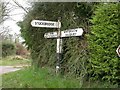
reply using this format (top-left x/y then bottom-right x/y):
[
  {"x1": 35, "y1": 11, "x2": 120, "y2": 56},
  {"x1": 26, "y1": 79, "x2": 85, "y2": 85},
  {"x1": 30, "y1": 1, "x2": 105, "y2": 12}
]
[{"x1": 12, "y1": 0, "x2": 28, "y2": 14}]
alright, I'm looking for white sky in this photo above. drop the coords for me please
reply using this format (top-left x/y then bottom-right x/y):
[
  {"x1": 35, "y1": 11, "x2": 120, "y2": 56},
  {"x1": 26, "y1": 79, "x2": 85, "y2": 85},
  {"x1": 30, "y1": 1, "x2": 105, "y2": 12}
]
[{"x1": 2, "y1": 0, "x2": 30, "y2": 42}]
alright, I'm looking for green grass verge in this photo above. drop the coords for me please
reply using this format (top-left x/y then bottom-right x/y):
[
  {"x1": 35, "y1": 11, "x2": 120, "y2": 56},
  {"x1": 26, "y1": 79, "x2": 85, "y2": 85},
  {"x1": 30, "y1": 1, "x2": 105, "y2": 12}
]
[
  {"x1": 2, "y1": 67, "x2": 82, "y2": 88},
  {"x1": 0, "y1": 56, "x2": 31, "y2": 66},
  {"x1": 82, "y1": 80, "x2": 118, "y2": 88},
  {"x1": 2, "y1": 67, "x2": 118, "y2": 88}
]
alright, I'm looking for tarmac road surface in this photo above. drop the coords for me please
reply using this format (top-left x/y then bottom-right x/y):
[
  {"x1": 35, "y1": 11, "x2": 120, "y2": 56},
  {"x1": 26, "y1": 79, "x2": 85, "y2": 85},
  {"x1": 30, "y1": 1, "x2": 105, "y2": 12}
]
[{"x1": 0, "y1": 66, "x2": 21, "y2": 75}]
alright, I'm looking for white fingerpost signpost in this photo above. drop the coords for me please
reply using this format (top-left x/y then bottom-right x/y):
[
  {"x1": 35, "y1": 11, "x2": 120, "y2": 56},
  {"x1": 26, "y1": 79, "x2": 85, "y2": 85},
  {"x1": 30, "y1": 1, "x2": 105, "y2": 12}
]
[
  {"x1": 44, "y1": 28, "x2": 84, "y2": 38},
  {"x1": 31, "y1": 18, "x2": 84, "y2": 74},
  {"x1": 31, "y1": 20, "x2": 61, "y2": 28},
  {"x1": 56, "y1": 18, "x2": 62, "y2": 73},
  {"x1": 31, "y1": 18, "x2": 62, "y2": 73}
]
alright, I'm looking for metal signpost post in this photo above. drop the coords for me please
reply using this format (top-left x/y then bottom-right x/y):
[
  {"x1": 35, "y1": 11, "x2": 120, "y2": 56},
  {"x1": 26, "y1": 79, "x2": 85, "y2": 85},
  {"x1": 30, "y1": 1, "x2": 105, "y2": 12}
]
[
  {"x1": 31, "y1": 19, "x2": 62, "y2": 74},
  {"x1": 44, "y1": 28, "x2": 84, "y2": 74},
  {"x1": 56, "y1": 18, "x2": 62, "y2": 73}
]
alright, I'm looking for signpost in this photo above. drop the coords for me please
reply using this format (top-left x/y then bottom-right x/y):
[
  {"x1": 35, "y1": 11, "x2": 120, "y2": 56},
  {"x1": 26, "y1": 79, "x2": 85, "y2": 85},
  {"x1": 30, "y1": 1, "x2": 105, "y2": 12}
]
[
  {"x1": 44, "y1": 28, "x2": 84, "y2": 38},
  {"x1": 31, "y1": 18, "x2": 84, "y2": 74},
  {"x1": 116, "y1": 45, "x2": 120, "y2": 57},
  {"x1": 61, "y1": 28, "x2": 83, "y2": 37},
  {"x1": 44, "y1": 32, "x2": 57, "y2": 38},
  {"x1": 31, "y1": 20, "x2": 61, "y2": 28},
  {"x1": 56, "y1": 18, "x2": 62, "y2": 73},
  {"x1": 44, "y1": 28, "x2": 84, "y2": 74}
]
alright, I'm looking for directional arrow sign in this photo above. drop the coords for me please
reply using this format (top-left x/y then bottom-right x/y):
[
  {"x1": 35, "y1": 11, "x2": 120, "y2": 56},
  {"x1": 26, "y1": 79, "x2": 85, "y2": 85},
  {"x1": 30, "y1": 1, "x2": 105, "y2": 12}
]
[
  {"x1": 44, "y1": 32, "x2": 57, "y2": 38},
  {"x1": 116, "y1": 45, "x2": 120, "y2": 57},
  {"x1": 61, "y1": 28, "x2": 83, "y2": 38},
  {"x1": 44, "y1": 28, "x2": 83, "y2": 38},
  {"x1": 31, "y1": 20, "x2": 61, "y2": 28}
]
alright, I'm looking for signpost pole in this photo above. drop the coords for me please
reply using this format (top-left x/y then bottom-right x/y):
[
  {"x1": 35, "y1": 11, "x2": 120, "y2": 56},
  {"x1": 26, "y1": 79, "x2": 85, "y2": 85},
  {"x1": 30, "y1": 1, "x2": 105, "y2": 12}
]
[{"x1": 56, "y1": 18, "x2": 62, "y2": 74}]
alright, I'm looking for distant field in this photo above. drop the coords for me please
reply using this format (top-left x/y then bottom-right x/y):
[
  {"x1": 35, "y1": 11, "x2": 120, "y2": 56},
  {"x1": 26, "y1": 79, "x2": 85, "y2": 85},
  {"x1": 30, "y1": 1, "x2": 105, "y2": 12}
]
[{"x1": 0, "y1": 56, "x2": 31, "y2": 66}]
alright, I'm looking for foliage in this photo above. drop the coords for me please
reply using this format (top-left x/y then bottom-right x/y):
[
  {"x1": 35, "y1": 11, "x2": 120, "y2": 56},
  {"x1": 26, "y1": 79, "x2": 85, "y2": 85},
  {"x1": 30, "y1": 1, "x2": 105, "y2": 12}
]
[
  {"x1": 2, "y1": 67, "x2": 82, "y2": 88},
  {"x1": 16, "y1": 43, "x2": 29, "y2": 57},
  {"x1": 87, "y1": 3, "x2": 120, "y2": 84},
  {"x1": 2, "y1": 41, "x2": 16, "y2": 57},
  {"x1": 19, "y1": 2, "x2": 95, "y2": 79},
  {"x1": 81, "y1": 80, "x2": 118, "y2": 88},
  {"x1": 19, "y1": 2, "x2": 120, "y2": 86},
  {"x1": 2, "y1": 67, "x2": 117, "y2": 88}
]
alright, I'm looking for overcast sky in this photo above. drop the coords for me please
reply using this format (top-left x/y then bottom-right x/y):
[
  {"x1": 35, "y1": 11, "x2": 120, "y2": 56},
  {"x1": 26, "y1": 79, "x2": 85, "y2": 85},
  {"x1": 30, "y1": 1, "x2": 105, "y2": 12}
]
[{"x1": 2, "y1": 0, "x2": 30, "y2": 42}]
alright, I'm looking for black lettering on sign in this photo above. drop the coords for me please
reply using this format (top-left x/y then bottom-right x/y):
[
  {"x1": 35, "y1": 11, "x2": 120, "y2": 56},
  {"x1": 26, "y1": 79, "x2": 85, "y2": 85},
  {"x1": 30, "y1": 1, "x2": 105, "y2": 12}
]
[
  {"x1": 35, "y1": 22, "x2": 54, "y2": 26},
  {"x1": 35, "y1": 22, "x2": 43, "y2": 25},
  {"x1": 73, "y1": 33, "x2": 76, "y2": 35},
  {"x1": 64, "y1": 31, "x2": 67, "y2": 33},
  {"x1": 35, "y1": 22, "x2": 38, "y2": 25},
  {"x1": 50, "y1": 32, "x2": 53, "y2": 34}
]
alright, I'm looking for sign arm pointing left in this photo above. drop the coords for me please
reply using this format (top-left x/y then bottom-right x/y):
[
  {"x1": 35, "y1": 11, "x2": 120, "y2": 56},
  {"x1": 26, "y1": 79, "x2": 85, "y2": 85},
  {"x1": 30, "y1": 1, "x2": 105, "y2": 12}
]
[{"x1": 31, "y1": 20, "x2": 61, "y2": 28}]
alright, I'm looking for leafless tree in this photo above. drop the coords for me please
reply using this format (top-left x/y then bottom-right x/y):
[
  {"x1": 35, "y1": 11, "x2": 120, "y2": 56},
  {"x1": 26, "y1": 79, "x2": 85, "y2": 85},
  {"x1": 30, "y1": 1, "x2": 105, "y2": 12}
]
[
  {"x1": 0, "y1": 0, "x2": 31, "y2": 43},
  {"x1": 12, "y1": 0, "x2": 28, "y2": 14},
  {"x1": 0, "y1": 1, "x2": 12, "y2": 24},
  {"x1": 0, "y1": 26, "x2": 11, "y2": 41}
]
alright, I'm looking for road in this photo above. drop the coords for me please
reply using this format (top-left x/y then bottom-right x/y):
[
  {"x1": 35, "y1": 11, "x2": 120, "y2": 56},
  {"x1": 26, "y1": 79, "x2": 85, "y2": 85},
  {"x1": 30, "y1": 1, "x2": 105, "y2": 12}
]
[{"x1": 0, "y1": 66, "x2": 22, "y2": 75}]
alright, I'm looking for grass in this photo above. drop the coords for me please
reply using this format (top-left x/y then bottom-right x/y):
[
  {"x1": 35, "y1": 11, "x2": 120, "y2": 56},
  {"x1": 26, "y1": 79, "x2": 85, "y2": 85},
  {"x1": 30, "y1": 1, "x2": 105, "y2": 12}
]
[
  {"x1": 0, "y1": 56, "x2": 31, "y2": 66},
  {"x1": 2, "y1": 66, "x2": 119, "y2": 88},
  {"x1": 1, "y1": 56, "x2": 118, "y2": 88},
  {"x1": 2, "y1": 67, "x2": 82, "y2": 88}
]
